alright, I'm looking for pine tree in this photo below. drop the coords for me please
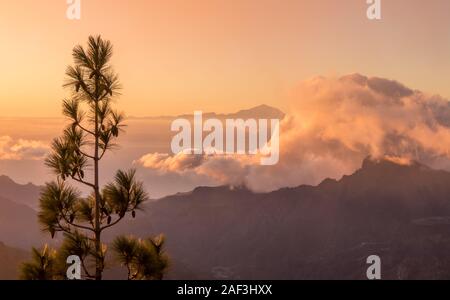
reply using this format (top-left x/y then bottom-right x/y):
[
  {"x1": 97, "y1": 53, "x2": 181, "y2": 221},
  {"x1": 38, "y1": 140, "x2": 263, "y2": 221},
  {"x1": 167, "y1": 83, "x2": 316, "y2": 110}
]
[
  {"x1": 112, "y1": 235, "x2": 169, "y2": 280},
  {"x1": 23, "y1": 35, "x2": 160, "y2": 280},
  {"x1": 20, "y1": 245, "x2": 60, "y2": 280}
]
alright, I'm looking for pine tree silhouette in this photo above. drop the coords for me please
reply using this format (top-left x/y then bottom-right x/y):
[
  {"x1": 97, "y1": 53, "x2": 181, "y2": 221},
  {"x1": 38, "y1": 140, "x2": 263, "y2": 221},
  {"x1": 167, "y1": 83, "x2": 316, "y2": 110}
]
[{"x1": 21, "y1": 36, "x2": 168, "y2": 280}]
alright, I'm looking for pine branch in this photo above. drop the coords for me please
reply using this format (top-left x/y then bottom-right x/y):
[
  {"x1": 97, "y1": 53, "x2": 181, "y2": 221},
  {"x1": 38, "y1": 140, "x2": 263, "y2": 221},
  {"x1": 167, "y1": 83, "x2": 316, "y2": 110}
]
[
  {"x1": 76, "y1": 122, "x2": 95, "y2": 136},
  {"x1": 99, "y1": 147, "x2": 108, "y2": 160},
  {"x1": 80, "y1": 259, "x2": 94, "y2": 279},
  {"x1": 100, "y1": 215, "x2": 124, "y2": 231},
  {"x1": 61, "y1": 214, "x2": 95, "y2": 233},
  {"x1": 71, "y1": 175, "x2": 95, "y2": 189},
  {"x1": 79, "y1": 149, "x2": 95, "y2": 159}
]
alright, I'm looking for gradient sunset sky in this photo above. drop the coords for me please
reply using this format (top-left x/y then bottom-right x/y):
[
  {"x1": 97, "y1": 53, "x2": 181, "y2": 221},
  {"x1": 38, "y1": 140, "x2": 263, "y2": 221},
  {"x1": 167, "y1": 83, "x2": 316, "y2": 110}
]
[{"x1": 1, "y1": 0, "x2": 450, "y2": 117}]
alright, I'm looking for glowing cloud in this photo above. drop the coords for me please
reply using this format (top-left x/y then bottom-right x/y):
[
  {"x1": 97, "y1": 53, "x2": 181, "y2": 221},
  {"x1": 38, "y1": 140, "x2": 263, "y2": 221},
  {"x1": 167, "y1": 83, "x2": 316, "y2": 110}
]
[
  {"x1": 137, "y1": 74, "x2": 450, "y2": 192},
  {"x1": 0, "y1": 136, "x2": 49, "y2": 161}
]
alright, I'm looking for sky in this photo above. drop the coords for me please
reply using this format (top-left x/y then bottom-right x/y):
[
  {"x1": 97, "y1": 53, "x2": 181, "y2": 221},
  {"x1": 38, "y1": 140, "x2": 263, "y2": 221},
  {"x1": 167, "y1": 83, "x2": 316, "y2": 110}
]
[
  {"x1": 2, "y1": 0, "x2": 450, "y2": 196},
  {"x1": 2, "y1": 0, "x2": 450, "y2": 117}
]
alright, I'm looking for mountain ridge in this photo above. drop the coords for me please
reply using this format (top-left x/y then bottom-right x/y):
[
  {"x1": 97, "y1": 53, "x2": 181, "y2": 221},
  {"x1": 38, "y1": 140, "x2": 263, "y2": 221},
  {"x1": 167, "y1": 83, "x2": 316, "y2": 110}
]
[
  {"x1": 0, "y1": 175, "x2": 41, "y2": 209},
  {"x1": 110, "y1": 157, "x2": 450, "y2": 279},
  {"x1": 3, "y1": 158, "x2": 450, "y2": 279},
  {"x1": 0, "y1": 241, "x2": 29, "y2": 279},
  {"x1": 129, "y1": 104, "x2": 285, "y2": 120}
]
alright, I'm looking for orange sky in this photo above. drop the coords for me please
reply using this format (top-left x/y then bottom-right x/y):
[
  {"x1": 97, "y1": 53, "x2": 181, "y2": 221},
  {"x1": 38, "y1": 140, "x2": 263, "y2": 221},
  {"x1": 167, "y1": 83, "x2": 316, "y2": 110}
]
[{"x1": 1, "y1": 0, "x2": 450, "y2": 117}]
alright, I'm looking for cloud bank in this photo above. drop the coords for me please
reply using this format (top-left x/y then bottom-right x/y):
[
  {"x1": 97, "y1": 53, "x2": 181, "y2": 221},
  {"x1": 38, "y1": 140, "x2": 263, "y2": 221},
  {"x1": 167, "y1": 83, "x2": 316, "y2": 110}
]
[
  {"x1": 0, "y1": 136, "x2": 49, "y2": 161},
  {"x1": 137, "y1": 74, "x2": 450, "y2": 192}
]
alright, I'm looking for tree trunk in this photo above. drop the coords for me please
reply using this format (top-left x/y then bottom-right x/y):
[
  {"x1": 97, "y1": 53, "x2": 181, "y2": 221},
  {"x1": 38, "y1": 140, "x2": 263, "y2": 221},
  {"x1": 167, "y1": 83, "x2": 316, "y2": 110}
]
[{"x1": 94, "y1": 94, "x2": 102, "y2": 280}]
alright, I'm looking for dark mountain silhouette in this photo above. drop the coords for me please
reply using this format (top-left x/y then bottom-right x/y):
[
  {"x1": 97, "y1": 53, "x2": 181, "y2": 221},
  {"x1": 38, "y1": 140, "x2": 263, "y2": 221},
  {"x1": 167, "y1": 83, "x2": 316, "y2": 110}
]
[
  {"x1": 0, "y1": 195, "x2": 46, "y2": 249},
  {"x1": 0, "y1": 175, "x2": 41, "y2": 209},
  {"x1": 132, "y1": 104, "x2": 285, "y2": 120},
  {"x1": 210, "y1": 104, "x2": 285, "y2": 120},
  {"x1": 0, "y1": 176, "x2": 47, "y2": 249},
  {"x1": 3, "y1": 158, "x2": 450, "y2": 279},
  {"x1": 110, "y1": 158, "x2": 450, "y2": 279},
  {"x1": 0, "y1": 242, "x2": 29, "y2": 280}
]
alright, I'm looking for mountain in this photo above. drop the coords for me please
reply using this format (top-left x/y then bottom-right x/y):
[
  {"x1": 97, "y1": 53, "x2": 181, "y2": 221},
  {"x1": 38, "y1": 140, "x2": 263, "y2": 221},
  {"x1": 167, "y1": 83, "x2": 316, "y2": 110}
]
[
  {"x1": 3, "y1": 158, "x2": 450, "y2": 279},
  {"x1": 0, "y1": 178, "x2": 57, "y2": 278},
  {"x1": 0, "y1": 242, "x2": 29, "y2": 279},
  {"x1": 134, "y1": 104, "x2": 286, "y2": 120},
  {"x1": 0, "y1": 175, "x2": 41, "y2": 209},
  {"x1": 0, "y1": 176, "x2": 46, "y2": 249},
  {"x1": 0, "y1": 195, "x2": 46, "y2": 249},
  {"x1": 209, "y1": 104, "x2": 286, "y2": 120},
  {"x1": 111, "y1": 158, "x2": 450, "y2": 280}
]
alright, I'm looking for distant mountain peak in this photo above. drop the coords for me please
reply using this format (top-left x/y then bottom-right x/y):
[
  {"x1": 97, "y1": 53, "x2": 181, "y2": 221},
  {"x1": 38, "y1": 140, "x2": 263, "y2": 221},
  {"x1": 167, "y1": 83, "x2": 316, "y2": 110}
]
[
  {"x1": 231, "y1": 104, "x2": 285, "y2": 119},
  {"x1": 251, "y1": 104, "x2": 273, "y2": 110},
  {"x1": 0, "y1": 175, "x2": 41, "y2": 210},
  {"x1": 134, "y1": 105, "x2": 285, "y2": 120},
  {"x1": 0, "y1": 175, "x2": 16, "y2": 185},
  {"x1": 235, "y1": 104, "x2": 283, "y2": 114}
]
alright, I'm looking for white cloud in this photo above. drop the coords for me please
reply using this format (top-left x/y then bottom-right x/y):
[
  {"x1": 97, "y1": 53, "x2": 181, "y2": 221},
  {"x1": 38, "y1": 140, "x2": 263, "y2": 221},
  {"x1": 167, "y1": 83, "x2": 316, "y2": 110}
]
[
  {"x1": 0, "y1": 136, "x2": 49, "y2": 161},
  {"x1": 136, "y1": 74, "x2": 450, "y2": 192}
]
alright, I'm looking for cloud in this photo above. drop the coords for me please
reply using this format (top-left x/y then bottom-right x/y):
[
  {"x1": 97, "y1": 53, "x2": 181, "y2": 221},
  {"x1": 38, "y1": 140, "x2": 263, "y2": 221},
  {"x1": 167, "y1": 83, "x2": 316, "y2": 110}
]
[
  {"x1": 136, "y1": 152, "x2": 257, "y2": 186},
  {"x1": 136, "y1": 74, "x2": 450, "y2": 192},
  {"x1": 138, "y1": 152, "x2": 205, "y2": 172},
  {"x1": 0, "y1": 136, "x2": 49, "y2": 160}
]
